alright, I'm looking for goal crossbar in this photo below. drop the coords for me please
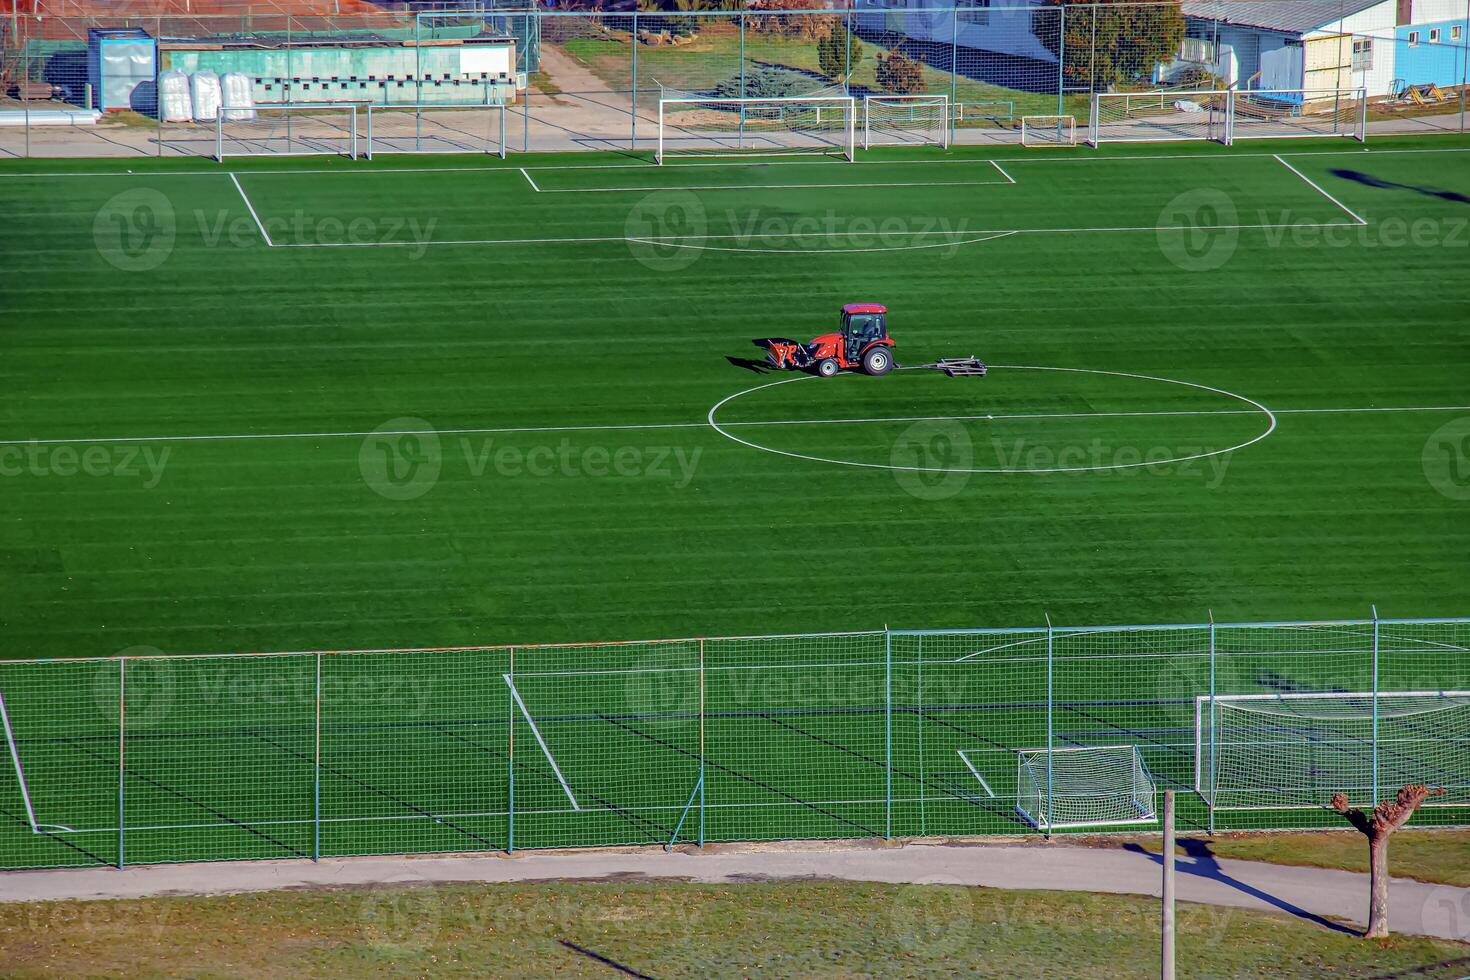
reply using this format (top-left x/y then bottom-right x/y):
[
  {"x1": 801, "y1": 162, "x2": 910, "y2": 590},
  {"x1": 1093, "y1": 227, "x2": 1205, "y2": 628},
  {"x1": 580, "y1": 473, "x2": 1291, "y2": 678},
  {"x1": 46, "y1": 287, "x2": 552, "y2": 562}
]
[{"x1": 657, "y1": 96, "x2": 855, "y2": 164}]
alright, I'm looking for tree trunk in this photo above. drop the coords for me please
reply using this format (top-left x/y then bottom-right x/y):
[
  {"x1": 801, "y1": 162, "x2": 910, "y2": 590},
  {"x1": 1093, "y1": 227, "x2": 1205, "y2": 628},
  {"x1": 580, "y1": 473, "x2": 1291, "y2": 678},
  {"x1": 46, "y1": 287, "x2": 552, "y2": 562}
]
[{"x1": 1365, "y1": 832, "x2": 1390, "y2": 938}]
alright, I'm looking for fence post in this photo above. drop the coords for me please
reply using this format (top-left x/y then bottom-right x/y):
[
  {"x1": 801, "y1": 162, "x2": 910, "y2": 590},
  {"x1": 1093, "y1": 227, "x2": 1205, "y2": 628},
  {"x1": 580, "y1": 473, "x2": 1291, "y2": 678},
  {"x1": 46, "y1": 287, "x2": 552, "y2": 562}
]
[
  {"x1": 1045, "y1": 613, "x2": 1054, "y2": 836},
  {"x1": 1056, "y1": 4, "x2": 1065, "y2": 119},
  {"x1": 698, "y1": 637, "x2": 706, "y2": 847},
  {"x1": 1161, "y1": 790, "x2": 1176, "y2": 980},
  {"x1": 917, "y1": 634, "x2": 925, "y2": 837},
  {"x1": 117, "y1": 656, "x2": 125, "y2": 869},
  {"x1": 1461, "y1": 0, "x2": 1469, "y2": 132},
  {"x1": 507, "y1": 646, "x2": 515, "y2": 855},
  {"x1": 739, "y1": 12, "x2": 746, "y2": 148},
  {"x1": 1207, "y1": 611, "x2": 1216, "y2": 836},
  {"x1": 949, "y1": 9, "x2": 958, "y2": 145},
  {"x1": 631, "y1": 10, "x2": 638, "y2": 150},
  {"x1": 313, "y1": 651, "x2": 321, "y2": 863},
  {"x1": 1372, "y1": 605, "x2": 1380, "y2": 803},
  {"x1": 884, "y1": 626, "x2": 893, "y2": 841}
]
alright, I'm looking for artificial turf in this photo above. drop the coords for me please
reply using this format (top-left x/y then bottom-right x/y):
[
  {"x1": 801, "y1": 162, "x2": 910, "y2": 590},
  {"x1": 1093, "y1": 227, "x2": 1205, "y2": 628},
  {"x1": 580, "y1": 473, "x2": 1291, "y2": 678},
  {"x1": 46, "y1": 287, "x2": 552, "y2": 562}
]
[{"x1": 0, "y1": 135, "x2": 1467, "y2": 868}]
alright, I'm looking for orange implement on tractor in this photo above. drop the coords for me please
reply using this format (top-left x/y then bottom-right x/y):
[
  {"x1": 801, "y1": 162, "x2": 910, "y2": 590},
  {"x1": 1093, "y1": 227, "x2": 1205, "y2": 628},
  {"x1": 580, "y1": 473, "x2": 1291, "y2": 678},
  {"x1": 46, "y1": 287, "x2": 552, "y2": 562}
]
[{"x1": 754, "y1": 303, "x2": 896, "y2": 378}]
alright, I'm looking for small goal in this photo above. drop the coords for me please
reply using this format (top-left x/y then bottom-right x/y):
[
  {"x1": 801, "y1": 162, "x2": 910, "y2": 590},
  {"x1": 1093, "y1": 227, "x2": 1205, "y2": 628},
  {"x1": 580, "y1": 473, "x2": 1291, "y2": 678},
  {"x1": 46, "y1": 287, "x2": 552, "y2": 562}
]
[
  {"x1": 863, "y1": 94, "x2": 950, "y2": 149},
  {"x1": 1020, "y1": 115, "x2": 1076, "y2": 147},
  {"x1": 1015, "y1": 744, "x2": 1157, "y2": 831},
  {"x1": 364, "y1": 103, "x2": 507, "y2": 159},
  {"x1": 657, "y1": 96, "x2": 855, "y2": 163},
  {"x1": 216, "y1": 103, "x2": 358, "y2": 160}
]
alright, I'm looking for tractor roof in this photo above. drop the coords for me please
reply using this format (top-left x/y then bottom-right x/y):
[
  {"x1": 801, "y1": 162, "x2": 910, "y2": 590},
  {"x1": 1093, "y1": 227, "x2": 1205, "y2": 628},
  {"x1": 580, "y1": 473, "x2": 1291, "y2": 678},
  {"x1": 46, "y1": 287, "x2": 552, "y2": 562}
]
[{"x1": 842, "y1": 303, "x2": 888, "y2": 315}]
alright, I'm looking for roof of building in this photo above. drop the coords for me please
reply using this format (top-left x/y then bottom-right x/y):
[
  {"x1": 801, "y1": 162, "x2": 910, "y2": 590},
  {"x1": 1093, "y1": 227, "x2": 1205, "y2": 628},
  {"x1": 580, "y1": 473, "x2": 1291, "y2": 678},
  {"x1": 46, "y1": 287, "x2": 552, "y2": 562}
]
[{"x1": 1181, "y1": 0, "x2": 1385, "y2": 35}]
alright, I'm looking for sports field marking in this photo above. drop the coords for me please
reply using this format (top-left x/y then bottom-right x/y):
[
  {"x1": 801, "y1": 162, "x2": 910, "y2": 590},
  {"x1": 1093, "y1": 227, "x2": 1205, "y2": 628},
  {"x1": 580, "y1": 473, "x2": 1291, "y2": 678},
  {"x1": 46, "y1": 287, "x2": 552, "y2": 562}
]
[
  {"x1": 625, "y1": 230, "x2": 1017, "y2": 254},
  {"x1": 503, "y1": 674, "x2": 580, "y2": 812},
  {"x1": 989, "y1": 159, "x2": 1016, "y2": 184},
  {"x1": 3, "y1": 143, "x2": 1468, "y2": 180},
  {"x1": 956, "y1": 749, "x2": 998, "y2": 798},
  {"x1": 1, "y1": 402, "x2": 1466, "y2": 448},
  {"x1": 518, "y1": 166, "x2": 541, "y2": 192},
  {"x1": 228, "y1": 172, "x2": 273, "y2": 245},
  {"x1": 1273, "y1": 153, "x2": 1368, "y2": 225},
  {"x1": 0, "y1": 692, "x2": 40, "y2": 833},
  {"x1": 708, "y1": 365, "x2": 1279, "y2": 476}
]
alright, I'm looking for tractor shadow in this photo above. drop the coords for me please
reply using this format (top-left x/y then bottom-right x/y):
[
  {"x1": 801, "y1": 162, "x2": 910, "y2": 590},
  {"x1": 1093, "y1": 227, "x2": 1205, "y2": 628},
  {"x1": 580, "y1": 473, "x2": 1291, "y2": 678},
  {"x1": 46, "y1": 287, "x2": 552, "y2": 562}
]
[
  {"x1": 1122, "y1": 839, "x2": 1359, "y2": 936},
  {"x1": 1331, "y1": 169, "x2": 1470, "y2": 205},
  {"x1": 726, "y1": 355, "x2": 776, "y2": 375}
]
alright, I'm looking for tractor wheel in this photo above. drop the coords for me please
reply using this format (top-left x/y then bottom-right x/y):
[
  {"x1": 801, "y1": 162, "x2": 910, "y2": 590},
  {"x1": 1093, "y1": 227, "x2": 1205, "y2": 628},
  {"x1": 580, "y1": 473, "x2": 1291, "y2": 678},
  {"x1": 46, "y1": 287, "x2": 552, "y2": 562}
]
[
  {"x1": 862, "y1": 346, "x2": 894, "y2": 376},
  {"x1": 815, "y1": 358, "x2": 840, "y2": 378}
]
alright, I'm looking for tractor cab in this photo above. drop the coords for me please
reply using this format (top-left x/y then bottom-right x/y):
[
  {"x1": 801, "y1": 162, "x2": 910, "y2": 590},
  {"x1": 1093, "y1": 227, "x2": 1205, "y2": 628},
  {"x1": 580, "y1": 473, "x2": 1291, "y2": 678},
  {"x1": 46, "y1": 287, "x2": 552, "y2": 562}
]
[{"x1": 840, "y1": 304, "x2": 888, "y2": 362}]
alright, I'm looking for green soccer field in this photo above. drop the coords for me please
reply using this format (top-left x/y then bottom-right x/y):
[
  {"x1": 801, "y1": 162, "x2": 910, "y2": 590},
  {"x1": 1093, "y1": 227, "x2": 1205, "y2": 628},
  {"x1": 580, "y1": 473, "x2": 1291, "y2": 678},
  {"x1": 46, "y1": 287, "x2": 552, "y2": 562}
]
[{"x1": 1, "y1": 136, "x2": 1468, "y2": 868}]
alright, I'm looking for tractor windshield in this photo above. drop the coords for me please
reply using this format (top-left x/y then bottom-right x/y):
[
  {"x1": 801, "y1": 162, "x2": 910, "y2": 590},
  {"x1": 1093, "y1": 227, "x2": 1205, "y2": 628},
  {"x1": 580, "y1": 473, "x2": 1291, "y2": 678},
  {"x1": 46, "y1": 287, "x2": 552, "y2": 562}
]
[{"x1": 845, "y1": 313, "x2": 883, "y2": 342}]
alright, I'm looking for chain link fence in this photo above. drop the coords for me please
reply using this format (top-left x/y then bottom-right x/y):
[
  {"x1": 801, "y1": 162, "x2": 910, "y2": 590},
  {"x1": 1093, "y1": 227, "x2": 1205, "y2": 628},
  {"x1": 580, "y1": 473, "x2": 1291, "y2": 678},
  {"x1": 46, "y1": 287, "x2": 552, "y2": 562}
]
[
  {"x1": 1, "y1": 615, "x2": 1466, "y2": 870},
  {"x1": 4, "y1": 2, "x2": 1467, "y2": 159}
]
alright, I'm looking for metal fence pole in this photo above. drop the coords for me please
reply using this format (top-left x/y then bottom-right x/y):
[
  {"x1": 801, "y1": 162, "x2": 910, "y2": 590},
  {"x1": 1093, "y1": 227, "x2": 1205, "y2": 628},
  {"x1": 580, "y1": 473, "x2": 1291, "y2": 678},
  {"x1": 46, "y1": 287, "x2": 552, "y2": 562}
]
[
  {"x1": 884, "y1": 626, "x2": 893, "y2": 841},
  {"x1": 739, "y1": 13, "x2": 746, "y2": 148},
  {"x1": 631, "y1": 11, "x2": 638, "y2": 150},
  {"x1": 1372, "y1": 605, "x2": 1380, "y2": 803},
  {"x1": 917, "y1": 635, "x2": 926, "y2": 837},
  {"x1": 1045, "y1": 614, "x2": 1054, "y2": 836},
  {"x1": 949, "y1": 10, "x2": 958, "y2": 145},
  {"x1": 1461, "y1": 0, "x2": 1469, "y2": 132},
  {"x1": 313, "y1": 651, "x2": 321, "y2": 863},
  {"x1": 117, "y1": 657, "x2": 126, "y2": 869},
  {"x1": 507, "y1": 646, "x2": 515, "y2": 854},
  {"x1": 1056, "y1": 4, "x2": 1066, "y2": 118},
  {"x1": 699, "y1": 637, "x2": 706, "y2": 847},
  {"x1": 1207, "y1": 612, "x2": 1216, "y2": 835}
]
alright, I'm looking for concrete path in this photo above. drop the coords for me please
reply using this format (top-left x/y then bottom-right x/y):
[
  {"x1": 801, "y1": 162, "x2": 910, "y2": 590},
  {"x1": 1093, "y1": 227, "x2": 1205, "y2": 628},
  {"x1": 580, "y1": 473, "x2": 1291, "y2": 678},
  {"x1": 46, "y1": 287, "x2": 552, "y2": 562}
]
[{"x1": 4, "y1": 840, "x2": 1469, "y2": 942}]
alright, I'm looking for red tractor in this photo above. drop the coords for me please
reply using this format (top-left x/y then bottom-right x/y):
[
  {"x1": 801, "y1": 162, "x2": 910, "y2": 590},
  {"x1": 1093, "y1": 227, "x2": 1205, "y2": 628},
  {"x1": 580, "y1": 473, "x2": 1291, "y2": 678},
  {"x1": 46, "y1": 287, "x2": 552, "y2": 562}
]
[{"x1": 755, "y1": 303, "x2": 896, "y2": 378}]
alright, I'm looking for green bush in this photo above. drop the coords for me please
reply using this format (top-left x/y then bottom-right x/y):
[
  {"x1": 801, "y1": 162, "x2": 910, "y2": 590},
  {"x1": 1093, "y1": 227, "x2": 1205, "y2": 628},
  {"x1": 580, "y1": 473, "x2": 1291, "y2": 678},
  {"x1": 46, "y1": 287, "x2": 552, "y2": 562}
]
[
  {"x1": 816, "y1": 23, "x2": 862, "y2": 80},
  {"x1": 874, "y1": 50, "x2": 925, "y2": 94}
]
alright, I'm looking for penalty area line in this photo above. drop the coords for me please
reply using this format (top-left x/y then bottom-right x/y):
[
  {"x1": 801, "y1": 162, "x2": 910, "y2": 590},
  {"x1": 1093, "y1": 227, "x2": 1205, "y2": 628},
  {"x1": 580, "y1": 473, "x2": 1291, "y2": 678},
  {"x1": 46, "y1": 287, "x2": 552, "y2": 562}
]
[
  {"x1": 1273, "y1": 153, "x2": 1368, "y2": 225},
  {"x1": 229, "y1": 173, "x2": 273, "y2": 246},
  {"x1": 3, "y1": 404, "x2": 1467, "y2": 448}
]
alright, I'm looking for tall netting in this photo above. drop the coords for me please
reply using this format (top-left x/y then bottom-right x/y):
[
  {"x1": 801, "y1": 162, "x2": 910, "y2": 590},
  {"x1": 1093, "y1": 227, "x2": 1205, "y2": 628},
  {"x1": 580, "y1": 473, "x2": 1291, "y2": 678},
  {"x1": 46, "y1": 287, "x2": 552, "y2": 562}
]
[
  {"x1": 658, "y1": 96, "x2": 854, "y2": 161},
  {"x1": 1, "y1": 617, "x2": 1467, "y2": 869},
  {"x1": 1230, "y1": 88, "x2": 1366, "y2": 141},
  {"x1": 216, "y1": 104, "x2": 358, "y2": 159},
  {"x1": 863, "y1": 94, "x2": 949, "y2": 148},
  {"x1": 1090, "y1": 89, "x2": 1230, "y2": 143}
]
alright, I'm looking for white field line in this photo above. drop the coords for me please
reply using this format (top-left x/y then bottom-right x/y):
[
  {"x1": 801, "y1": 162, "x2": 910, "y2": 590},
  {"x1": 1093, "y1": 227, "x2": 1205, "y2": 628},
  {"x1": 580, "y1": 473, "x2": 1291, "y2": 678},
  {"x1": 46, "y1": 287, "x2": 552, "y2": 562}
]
[
  {"x1": 229, "y1": 172, "x2": 272, "y2": 245},
  {"x1": 2, "y1": 403, "x2": 1467, "y2": 448},
  {"x1": 271, "y1": 219, "x2": 1361, "y2": 250},
  {"x1": 625, "y1": 231, "x2": 1017, "y2": 254},
  {"x1": 957, "y1": 750, "x2": 998, "y2": 798},
  {"x1": 527, "y1": 177, "x2": 1013, "y2": 193},
  {"x1": 503, "y1": 675, "x2": 580, "y2": 812},
  {"x1": 1273, "y1": 153, "x2": 1369, "y2": 225},
  {"x1": 3, "y1": 144, "x2": 1469, "y2": 180},
  {"x1": 989, "y1": 159, "x2": 1017, "y2": 184},
  {"x1": 518, "y1": 166, "x2": 541, "y2": 192}
]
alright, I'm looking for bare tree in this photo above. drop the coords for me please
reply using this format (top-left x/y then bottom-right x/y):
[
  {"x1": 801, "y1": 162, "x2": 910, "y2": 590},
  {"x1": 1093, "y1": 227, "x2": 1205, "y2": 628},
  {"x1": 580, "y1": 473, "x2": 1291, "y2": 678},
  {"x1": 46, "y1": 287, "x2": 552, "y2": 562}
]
[{"x1": 1328, "y1": 784, "x2": 1445, "y2": 937}]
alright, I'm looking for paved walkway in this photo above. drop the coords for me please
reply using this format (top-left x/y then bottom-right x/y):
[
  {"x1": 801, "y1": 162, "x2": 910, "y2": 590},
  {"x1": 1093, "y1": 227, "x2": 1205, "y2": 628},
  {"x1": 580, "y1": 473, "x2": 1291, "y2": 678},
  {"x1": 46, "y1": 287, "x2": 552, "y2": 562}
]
[{"x1": 3, "y1": 840, "x2": 1468, "y2": 941}]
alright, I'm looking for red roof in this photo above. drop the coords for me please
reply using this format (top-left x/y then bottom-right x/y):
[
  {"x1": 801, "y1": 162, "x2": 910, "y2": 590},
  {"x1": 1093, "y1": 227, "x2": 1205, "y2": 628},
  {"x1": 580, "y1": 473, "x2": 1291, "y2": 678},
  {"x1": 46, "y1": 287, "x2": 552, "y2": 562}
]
[{"x1": 842, "y1": 303, "x2": 887, "y2": 315}]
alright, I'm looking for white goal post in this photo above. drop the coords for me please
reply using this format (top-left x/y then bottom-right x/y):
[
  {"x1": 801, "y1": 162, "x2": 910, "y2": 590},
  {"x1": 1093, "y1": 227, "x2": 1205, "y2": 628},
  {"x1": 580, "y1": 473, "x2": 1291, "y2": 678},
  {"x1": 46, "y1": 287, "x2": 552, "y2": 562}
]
[
  {"x1": 1090, "y1": 88, "x2": 1366, "y2": 146},
  {"x1": 216, "y1": 103, "x2": 359, "y2": 160},
  {"x1": 862, "y1": 93, "x2": 950, "y2": 149},
  {"x1": 1015, "y1": 744, "x2": 1157, "y2": 831},
  {"x1": 1196, "y1": 691, "x2": 1470, "y2": 811},
  {"x1": 364, "y1": 103, "x2": 507, "y2": 159},
  {"x1": 1020, "y1": 115, "x2": 1076, "y2": 147},
  {"x1": 657, "y1": 96, "x2": 855, "y2": 163}
]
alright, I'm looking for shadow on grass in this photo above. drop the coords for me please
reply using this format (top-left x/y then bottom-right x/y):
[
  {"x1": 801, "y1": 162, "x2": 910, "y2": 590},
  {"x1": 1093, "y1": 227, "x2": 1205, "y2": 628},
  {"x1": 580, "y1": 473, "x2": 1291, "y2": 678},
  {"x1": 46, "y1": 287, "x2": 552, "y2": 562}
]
[
  {"x1": 558, "y1": 939, "x2": 655, "y2": 979},
  {"x1": 1330, "y1": 169, "x2": 1470, "y2": 205},
  {"x1": 1124, "y1": 838, "x2": 1359, "y2": 937}
]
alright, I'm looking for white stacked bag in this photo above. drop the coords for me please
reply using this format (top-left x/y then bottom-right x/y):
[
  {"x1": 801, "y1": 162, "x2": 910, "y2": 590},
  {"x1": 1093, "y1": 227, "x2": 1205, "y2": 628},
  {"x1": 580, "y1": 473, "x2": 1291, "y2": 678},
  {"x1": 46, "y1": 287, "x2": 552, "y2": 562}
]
[
  {"x1": 158, "y1": 70, "x2": 193, "y2": 123},
  {"x1": 220, "y1": 72, "x2": 257, "y2": 122},
  {"x1": 190, "y1": 70, "x2": 222, "y2": 124}
]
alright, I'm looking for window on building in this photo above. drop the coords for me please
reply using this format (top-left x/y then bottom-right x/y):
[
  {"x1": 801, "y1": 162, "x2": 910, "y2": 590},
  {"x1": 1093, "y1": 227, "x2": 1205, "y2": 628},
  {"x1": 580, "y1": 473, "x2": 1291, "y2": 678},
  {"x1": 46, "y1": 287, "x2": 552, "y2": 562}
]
[
  {"x1": 1408, "y1": 30, "x2": 1420, "y2": 46},
  {"x1": 1429, "y1": 28, "x2": 1441, "y2": 42},
  {"x1": 1352, "y1": 38, "x2": 1373, "y2": 70},
  {"x1": 1454, "y1": 26, "x2": 1464, "y2": 40}
]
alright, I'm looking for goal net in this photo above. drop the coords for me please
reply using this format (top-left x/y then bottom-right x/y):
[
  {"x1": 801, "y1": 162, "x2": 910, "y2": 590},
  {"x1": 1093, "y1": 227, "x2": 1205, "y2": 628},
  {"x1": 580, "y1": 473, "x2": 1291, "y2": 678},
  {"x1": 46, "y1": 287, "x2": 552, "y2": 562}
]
[
  {"x1": 364, "y1": 104, "x2": 507, "y2": 159},
  {"x1": 862, "y1": 94, "x2": 949, "y2": 149},
  {"x1": 1090, "y1": 90, "x2": 1230, "y2": 145},
  {"x1": 1196, "y1": 691, "x2": 1470, "y2": 810},
  {"x1": 1015, "y1": 745, "x2": 1157, "y2": 831},
  {"x1": 1229, "y1": 88, "x2": 1366, "y2": 142},
  {"x1": 657, "y1": 97, "x2": 855, "y2": 163},
  {"x1": 1021, "y1": 115, "x2": 1076, "y2": 147},
  {"x1": 216, "y1": 104, "x2": 358, "y2": 160}
]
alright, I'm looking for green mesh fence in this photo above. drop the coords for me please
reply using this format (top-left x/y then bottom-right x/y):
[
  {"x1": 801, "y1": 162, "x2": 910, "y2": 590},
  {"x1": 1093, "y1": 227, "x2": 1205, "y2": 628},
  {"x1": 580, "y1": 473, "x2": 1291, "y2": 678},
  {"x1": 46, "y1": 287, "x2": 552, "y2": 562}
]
[{"x1": 1, "y1": 617, "x2": 1467, "y2": 869}]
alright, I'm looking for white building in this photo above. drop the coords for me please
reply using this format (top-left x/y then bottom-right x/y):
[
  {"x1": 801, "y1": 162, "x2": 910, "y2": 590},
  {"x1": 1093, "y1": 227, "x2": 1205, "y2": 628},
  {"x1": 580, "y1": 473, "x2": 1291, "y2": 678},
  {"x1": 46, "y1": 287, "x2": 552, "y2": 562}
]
[{"x1": 1174, "y1": 0, "x2": 1469, "y2": 98}]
